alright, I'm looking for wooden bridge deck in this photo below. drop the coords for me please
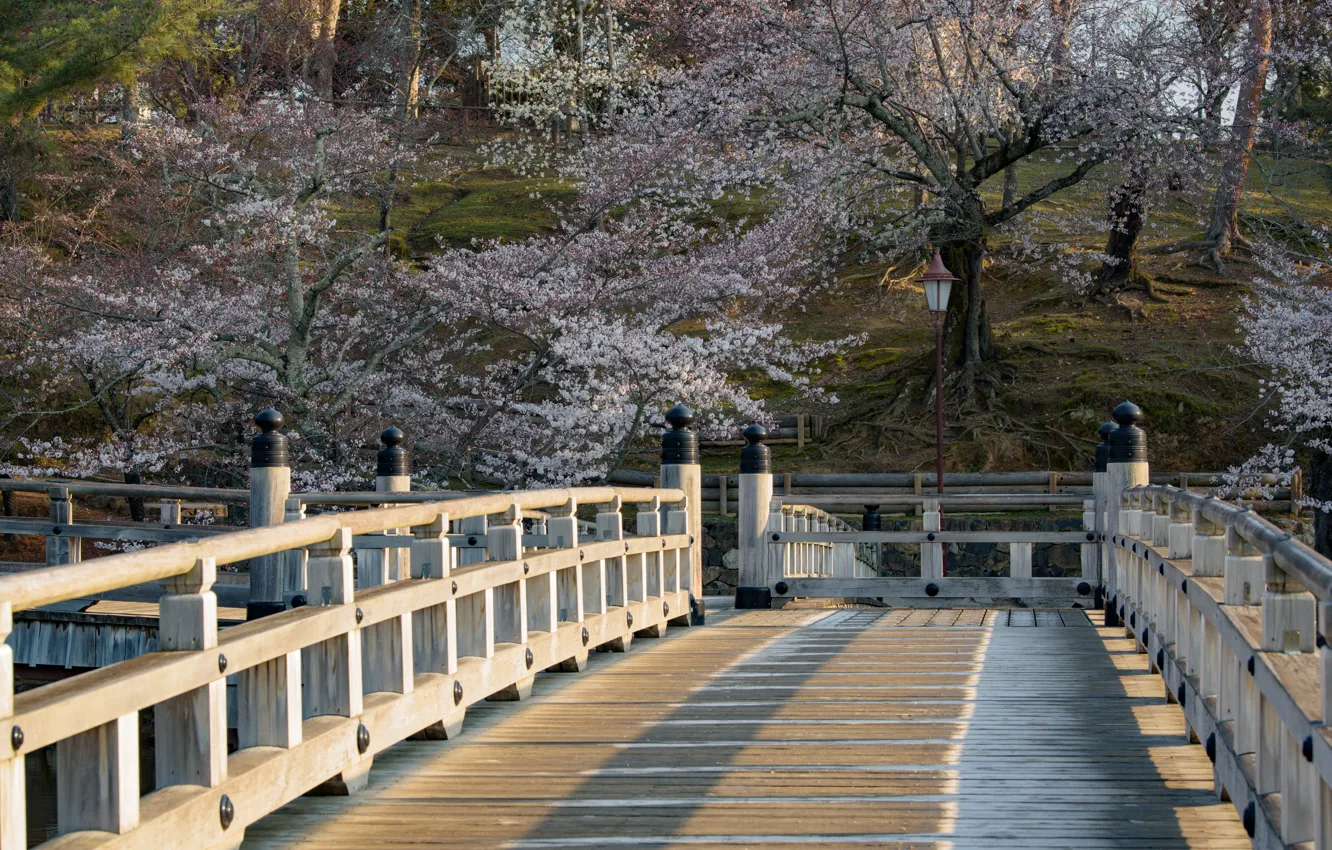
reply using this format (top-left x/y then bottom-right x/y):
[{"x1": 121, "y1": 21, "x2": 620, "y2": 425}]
[{"x1": 243, "y1": 606, "x2": 1246, "y2": 849}]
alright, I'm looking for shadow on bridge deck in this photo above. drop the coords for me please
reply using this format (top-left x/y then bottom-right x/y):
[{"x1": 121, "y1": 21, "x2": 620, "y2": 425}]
[{"x1": 242, "y1": 604, "x2": 1246, "y2": 849}]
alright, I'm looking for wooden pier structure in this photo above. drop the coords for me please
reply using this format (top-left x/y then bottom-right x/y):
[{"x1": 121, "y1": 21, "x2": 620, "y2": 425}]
[{"x1": 0, "y1": 402, "x2": 1324, "y2": 848}]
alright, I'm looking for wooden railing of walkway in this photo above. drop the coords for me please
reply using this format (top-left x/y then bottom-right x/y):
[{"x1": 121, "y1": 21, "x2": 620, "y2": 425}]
[
  {"x1": 1113, "y1": 481, "x2": 1332, "y2": 848},
  {"x1": 0, "y1": 481, "x2": 695, "y2": 849}
]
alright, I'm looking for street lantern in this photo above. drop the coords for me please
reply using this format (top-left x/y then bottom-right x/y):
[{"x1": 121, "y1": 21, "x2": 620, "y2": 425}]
[
  {"x1": 919, "y1": 248, "x2": 958, "y2": 503},
  {"x1": 920, "y1": 248, "x2": 957, "y2": 313}
]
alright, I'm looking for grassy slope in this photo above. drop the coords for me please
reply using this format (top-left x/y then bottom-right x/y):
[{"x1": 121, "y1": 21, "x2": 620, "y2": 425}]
[{"x1": 373, "y1": 144, "x2": 1328, "y2": 477}]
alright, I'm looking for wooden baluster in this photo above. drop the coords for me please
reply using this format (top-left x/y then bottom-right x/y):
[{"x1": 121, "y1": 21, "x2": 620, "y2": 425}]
[
  {"x1": 489, "y1": 503, "x2": 534, "y2": 700},
  {"x1": 0, "y1": 602, "x2": 24, "y2": 850},
  {"x1": 1011, "y1": 542, "x2": 1033, "y2": 581},
  {"x1": 636, "y1": 499, "x2": 666, "y2": 638},
  {"x1": 1223, "y1": 522, "x2": 1264, "y2": 606},
  {"x1": 408, "y1": 512, "x2": 463, "y2": 739},
  {"x1": 922, "y1": 498, "x2": 943, "y2": 580},
  {"x1": 46, "y1": 486, "x2": 81, "y2": 566},
  {"x1": 1151, "y1": 493, "x2": 1170, "y2": 548},
  {"x1": 156, "y1": 556, "x2": 227, "y2": 789},
  {"x1": 238, "y1": 502, "x2": 303, "y2": 751},
  {"x1": 1258, "y1": 693, "x2": 1282, "y2": 799},
  {"x1": 1166, "y1": 496, "x2": 1193, "y2": 560},
  {"x1": 1282, "y1": 724, "x2": 1317, "y2": 843},
  {"x1": 456, "y1": 514, "x2": 489, "y2": 566},
  {"x1": 599, "y1": 497, "x2": 632, "y2": 653},
  {"x1": 159, "y1": 498, "x2": 182, "y2": 524},
  {"x1": 283, "y1": 496, "x2": 309, "y2": 604},
  {"x1": 1191, "y1": 504, "x2": 1225, "y2": 577},
  {"x1": 302, "y1": 527, "x2": 370, "y2": 795},
  {"x1": 1081, "y1": 499, "x2": 1097, "y2": 583},
  {"x1": 1261, "y1": 556, "x2": 1317, "y2": 653},
  {"x1": 57, "y1": 715, "x2": 138, "y2": 834},
  {"x1": 665, "y1": 497, "x2": 692, "y2": 626},
  {"x1": 549, "y1": 497, "x2": 590, "y2": 672}
]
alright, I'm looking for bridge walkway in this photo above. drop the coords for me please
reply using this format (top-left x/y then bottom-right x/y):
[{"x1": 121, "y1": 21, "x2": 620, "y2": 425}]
[{"x1": 244, "y1": 605, "x2": 1246, "y2": 849}]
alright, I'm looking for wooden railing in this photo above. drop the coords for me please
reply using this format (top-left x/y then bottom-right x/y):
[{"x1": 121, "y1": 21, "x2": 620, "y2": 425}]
[
  {"x1": 759, "y1": 503, "x2": 877, "y2": 581},
  {"x1": 0, "y1": 485, "x2": 693, "y2": 849},
  {"x1": 1110, "y1": 483, "x2": 1332, "y2": 848},
  {"x1": 751, "y1": 493, "x2": 1101, "y2": 604}
]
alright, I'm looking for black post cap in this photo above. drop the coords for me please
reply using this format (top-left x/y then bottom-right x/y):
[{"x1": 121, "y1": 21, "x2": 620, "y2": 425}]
[
  {"x1": 1094, "y1": 420, "x2": 1114, "y2": 472},
  {"x1": 1107, "y1": 401, "x2": 1147, "y2": 463},
  {"x1": 862, "y1": 504, "x2": 881, "y2": 531},
  {"x1": 251, "y1": 408, "x2": 289, "y2": 468},
  {"x1": 377, "y1": 426, "x2": 411, "y2": 476},
  {"x1": 661, "y1": 404, "x2": 699, "y2": 465},
  {"x1": 739, "y1": 424, "x2": 770, "y2": 474}
]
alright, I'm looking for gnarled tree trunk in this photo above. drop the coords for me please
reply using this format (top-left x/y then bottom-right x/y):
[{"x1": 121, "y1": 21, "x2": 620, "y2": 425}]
[
  {"x1": 1205, "y1": 0, "x2": 1272, "y2": 267},
  {"x1": 1309, "y1": 450, "x2": 1332, "y2": 558}
]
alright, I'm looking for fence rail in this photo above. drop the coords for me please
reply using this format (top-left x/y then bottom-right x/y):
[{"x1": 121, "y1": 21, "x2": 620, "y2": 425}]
[
  {"x1": 0, "y1": 484, "x2": 694, "y2": 849},
  {"x1": 1111, "y1": 482, "x2": 1332, "y2": 847}
]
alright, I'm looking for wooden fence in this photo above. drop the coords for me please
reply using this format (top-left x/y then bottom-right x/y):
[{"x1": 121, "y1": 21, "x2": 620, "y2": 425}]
[
  {"x1": 1111, "y1": 482, "x2": 1332, "y2": 847},
  {"x1": 0, "y1": 484, "x2": 694, "y2": 849}
]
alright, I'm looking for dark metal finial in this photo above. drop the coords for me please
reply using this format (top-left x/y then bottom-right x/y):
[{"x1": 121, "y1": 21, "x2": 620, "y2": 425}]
[
  {"x1": 661, "y1": 404, "x2": 699, "y2": 465},
  {"x1": 1098, "y1": 421, "x2": 1114, "y2": 441},
  {"x1": 377, "y1": 426, "x2": 410, "y2": 476},
  {"x1": 740, "y1": 424, "x2": 770, "y2": 474},
  {"x1": 1094, "y1": 420, "x2": 1114, "y2": 472},
  {"x1": 251, "y1": 408, "x2": 289, "y2": 468},
  {"x1": 665, "y1": 404, "x2": 695, "y2": 431},
  {"x1": 1107, "y1": 401, "x2": 1146, "y2": 463}
]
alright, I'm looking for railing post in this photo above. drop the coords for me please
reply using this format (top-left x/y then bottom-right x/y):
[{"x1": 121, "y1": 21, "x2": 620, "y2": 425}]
[
  {"x1": 1167, "y1": 495, "x2": 1193, "y2": 560},
  {"x1": 598, "y1": 496, "x2": 632, "y2": 653},
  {"x1": 249, "y1": 408, "x2": 291, "y2": 620},
  {"x1": 1081, "y1": 499, "x2": 1097, "y2": 584},
  {"x1": 659, "y1": 403, "x2": 703, "y2": 624},
  {"x1": 737, "y1": 424, "x2": 774, "y2": 609},
  {"x1": 46, "y1": 486, "x2": 81, "y2": 566},
  {"x1": 358, "y1": 426, "x2": 412, "y2": 589},
  {"x1": 0, "y1": 602, "x2": 23, "y2": 850},
  {"x1": 407, "y1": 511, "x2": 462, "y2": 738},
  {"x1": 1106, "y1": 401, "x2": 1149, "y2": 627},
  {"x1": 156, "y1": 556, "x2": 227, "y2": 789},
  {"x1": 1261, "y1": 554, "x2": 1317, "y2": 653},
  {"x1": 1191, "y1": 500, "x2": 1226, "y2": 577},
  {"x1": 1094, "y1": 420, "x2": 1113, "y2": 616},
  {"x1": 863, "y1": 505, "x2": 881, "y2": 578},
  {"x1": 922, "y1": 498, "x2": 943, "y2": 580},
  {"x1": 1223, "y1": 518, "x2": 1266, "y2": 606},
  {"x1": 489, "y1": 501, "x2": 534, "y2": 699},
  {"x1": 283, "y1": 495, "x2": 308, "y2": 604},
  {"x1": 302, "y1": 527, "x2": 370, "y2": 795},
  {"x1": 635, "y1": 497, "x2": 667, "y2": 638}
]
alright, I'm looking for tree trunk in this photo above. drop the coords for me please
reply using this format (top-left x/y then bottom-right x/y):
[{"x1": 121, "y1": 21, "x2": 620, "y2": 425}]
[
  {"x1": 1094, "y1": 176, "x2": 1146, "y2": 295},
  {"x1": 1205, "y1": 0, "x2": 1272, "y2": 265},
  {"x1": 1309, "y1": 450, "x2": 1332, "y2": 557},
  {"x1": 941, "y1": 238, "x2": 991, "y2": 391},
  {"x1": 396, "y1": 0, "x2": 422, "y2": 119},
  {"x1": 312, "y1": 0, "x2": 342, "y2": 99},
  {"x1": 0, "y1": 171, "x2": 17, "y2": 223},
  {"x1": 120, "y1": 79, "x2": 140, "y2": 143},
  {"x1": 124, "y1": 468, "x2": 147, "y2": 523},
  {"x1": 1002, "y1": 163, "x2": 1018, "y2": 210}
]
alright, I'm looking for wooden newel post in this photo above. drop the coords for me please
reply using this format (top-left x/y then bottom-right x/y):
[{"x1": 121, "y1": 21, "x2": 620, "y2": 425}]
[
  {"x1": 659, "y1": 403, "x2": 704, "y2": 624},
  {"x1": 0, "y1": 601, "x2": 23, "y2": 850},
  {"x1": 248, "y1": 408, "x2": 291, "y2": 620},
  {"x1": 358, "y1": 427, "x2": 412, "y2": 588},
  {"x1": 1106, "y1": 401, "x2": 1148, "y2": 629},
  {"x1": 737, "y1": 424, "x2": 774, "y2": 609},
  {"x1": 1093, "y1": 420, "x2": 1113, "y2": 615}
]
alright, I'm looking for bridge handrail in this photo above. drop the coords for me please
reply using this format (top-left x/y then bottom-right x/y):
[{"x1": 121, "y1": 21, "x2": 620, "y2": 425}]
[
  {"x1": 0, "y1": 484, "x2": 692, "y2": 848},
  {"x1": 1111, "y1": 482, "x2": 1332, "y2": 844},
  {"x1": 0, "y1": 486, "x2": 683, "y2": 614},
  {"x1": 1124, "y1": 484, "x2": 1332, "y2": 600}
]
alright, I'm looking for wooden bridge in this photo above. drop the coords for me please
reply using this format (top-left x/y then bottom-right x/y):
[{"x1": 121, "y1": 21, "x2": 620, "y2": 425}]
[{"x1": 0, "y1": 402, "x2": 1324, "y2": 849}]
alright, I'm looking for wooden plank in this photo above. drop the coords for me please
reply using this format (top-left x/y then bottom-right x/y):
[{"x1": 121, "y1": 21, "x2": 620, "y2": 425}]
[{"x1": 237, "y1": 607, "x2": 1243, "y2": 850}]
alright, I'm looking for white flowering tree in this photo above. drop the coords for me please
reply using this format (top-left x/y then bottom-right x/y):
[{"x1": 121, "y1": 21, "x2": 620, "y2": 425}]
[{"x1": 1231, "y1": 233, "x2": 1332, "y2": 552}]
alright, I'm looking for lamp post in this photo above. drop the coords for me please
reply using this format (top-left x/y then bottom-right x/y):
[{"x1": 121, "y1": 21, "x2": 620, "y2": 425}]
[{"x1": 920, "y1": 248, "x2": 958, "y2": 497}]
